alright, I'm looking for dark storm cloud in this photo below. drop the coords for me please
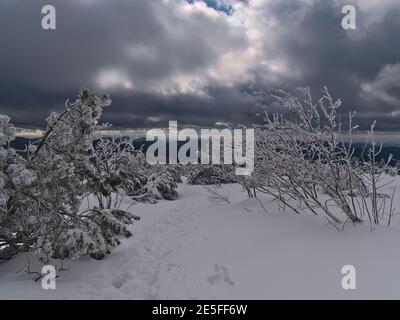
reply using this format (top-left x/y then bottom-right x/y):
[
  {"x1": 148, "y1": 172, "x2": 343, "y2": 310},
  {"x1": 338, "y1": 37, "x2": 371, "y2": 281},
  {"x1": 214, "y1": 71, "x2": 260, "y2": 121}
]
[
  {"x1": 101, "y1": 85, "x2": 263, "y2": 129},
  {"x1": 259, "y1": 0, "x2": 400, "y2": 131},
  {"x1": 0, "y1": 0, "x2": 399, "y2": 132}
]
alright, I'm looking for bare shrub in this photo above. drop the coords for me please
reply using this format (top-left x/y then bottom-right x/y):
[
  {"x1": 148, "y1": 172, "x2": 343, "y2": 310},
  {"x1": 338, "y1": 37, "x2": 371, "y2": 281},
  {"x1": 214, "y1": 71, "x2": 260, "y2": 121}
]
[{"x1": 238, "y1": 87, "x2": 397, "y2": 225}]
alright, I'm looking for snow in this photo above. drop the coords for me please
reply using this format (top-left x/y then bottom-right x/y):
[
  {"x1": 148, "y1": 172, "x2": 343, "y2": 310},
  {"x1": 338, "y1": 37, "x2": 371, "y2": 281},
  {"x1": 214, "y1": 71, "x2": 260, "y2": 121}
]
[{"x1": 1, "y1": 183, "x2": 400, "y2": 299}]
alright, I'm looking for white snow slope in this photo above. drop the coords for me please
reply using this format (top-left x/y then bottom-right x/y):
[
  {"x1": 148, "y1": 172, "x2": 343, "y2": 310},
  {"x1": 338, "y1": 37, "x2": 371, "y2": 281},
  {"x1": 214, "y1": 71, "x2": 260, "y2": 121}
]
[{"x1": 1, "y1": 183, "x2": 400, "y2": 299}]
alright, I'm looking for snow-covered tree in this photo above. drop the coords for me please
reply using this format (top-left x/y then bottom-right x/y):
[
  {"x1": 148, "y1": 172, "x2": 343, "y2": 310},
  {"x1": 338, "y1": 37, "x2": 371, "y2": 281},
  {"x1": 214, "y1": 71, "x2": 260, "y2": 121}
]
[
  {"x1": 0, "y1": 116, "x2": 38, "y2": 260},
  {"x1": 1, "y1": 89, "x2": 141, "y2": 263}
]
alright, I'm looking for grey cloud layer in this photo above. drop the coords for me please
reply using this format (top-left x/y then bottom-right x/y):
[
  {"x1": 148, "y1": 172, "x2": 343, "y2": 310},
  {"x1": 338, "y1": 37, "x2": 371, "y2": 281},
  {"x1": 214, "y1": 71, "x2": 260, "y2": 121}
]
[{"x1": 0, "y1": 0, "x2": 399, "y2": 131}]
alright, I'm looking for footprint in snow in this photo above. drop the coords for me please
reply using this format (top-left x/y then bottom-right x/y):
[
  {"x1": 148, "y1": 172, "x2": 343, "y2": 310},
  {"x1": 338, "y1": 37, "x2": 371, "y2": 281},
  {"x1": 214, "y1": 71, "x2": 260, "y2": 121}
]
[
  {"x1": 111, "y1": 272, "x2": 131, "y2": 289},
  {"x1": 207, "y1": 264, "x2": 235, "y2": 287}
]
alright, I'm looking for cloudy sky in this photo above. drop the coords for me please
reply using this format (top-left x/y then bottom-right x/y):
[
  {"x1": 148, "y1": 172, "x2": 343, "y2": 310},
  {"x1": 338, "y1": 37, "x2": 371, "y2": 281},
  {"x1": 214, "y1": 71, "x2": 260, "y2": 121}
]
[{"x1": 0, "y1": 0, "x2": 399, "y2": 133}]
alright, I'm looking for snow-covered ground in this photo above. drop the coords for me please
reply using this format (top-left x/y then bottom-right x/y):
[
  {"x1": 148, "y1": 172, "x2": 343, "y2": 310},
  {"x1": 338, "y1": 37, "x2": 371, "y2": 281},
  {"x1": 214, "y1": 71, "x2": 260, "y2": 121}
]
[{"x1": 1, "y1": 183, "x2": 400, "y2": 299}]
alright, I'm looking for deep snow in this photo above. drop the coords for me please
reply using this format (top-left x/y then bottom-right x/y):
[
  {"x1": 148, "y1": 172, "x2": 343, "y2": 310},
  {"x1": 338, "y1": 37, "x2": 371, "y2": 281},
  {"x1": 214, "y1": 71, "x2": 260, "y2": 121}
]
[{"x1": 1, "y1": 183, "x2": 400, "y2": 299}]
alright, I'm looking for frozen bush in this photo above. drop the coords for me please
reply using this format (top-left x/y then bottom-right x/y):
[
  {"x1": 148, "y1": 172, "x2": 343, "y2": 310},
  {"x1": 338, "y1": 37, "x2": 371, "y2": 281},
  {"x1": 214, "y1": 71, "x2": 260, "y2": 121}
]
[
  {"x1": 187, "y1": 165, "x2": 236, "y2": 185},
  {"x1": 240, "y1": 87, "x2": 397, "y2": 225},
  {"x1": 145, "y1": 171, "x2": 179, "y2": 201}
]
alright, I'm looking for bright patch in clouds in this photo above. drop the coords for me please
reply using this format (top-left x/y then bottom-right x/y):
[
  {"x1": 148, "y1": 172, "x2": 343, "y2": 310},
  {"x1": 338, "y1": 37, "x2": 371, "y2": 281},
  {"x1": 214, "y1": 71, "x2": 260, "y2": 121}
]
[{"x1": 96, "y1": 69, "x2": 134, "y2": 90}]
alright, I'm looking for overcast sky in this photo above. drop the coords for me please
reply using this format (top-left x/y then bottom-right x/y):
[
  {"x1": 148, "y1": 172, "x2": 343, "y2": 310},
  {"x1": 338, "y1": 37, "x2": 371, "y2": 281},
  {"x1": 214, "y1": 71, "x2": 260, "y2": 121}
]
[{"x1": 0, "y1": 0, "x2": 399, "y2": 132}]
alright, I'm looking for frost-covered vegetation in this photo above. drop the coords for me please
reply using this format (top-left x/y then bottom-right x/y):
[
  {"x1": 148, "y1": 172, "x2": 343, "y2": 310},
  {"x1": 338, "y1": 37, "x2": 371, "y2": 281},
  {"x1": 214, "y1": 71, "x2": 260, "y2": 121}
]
[
  {"x1": 187, "y1": 165, "x2": 236, "y2": 185},
  {"x1": 0, "y1": 89, "x2": 178, "y2": 264},
  {"x1": 237, "y1": 87, "x2": 398, "y2": 226}
]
